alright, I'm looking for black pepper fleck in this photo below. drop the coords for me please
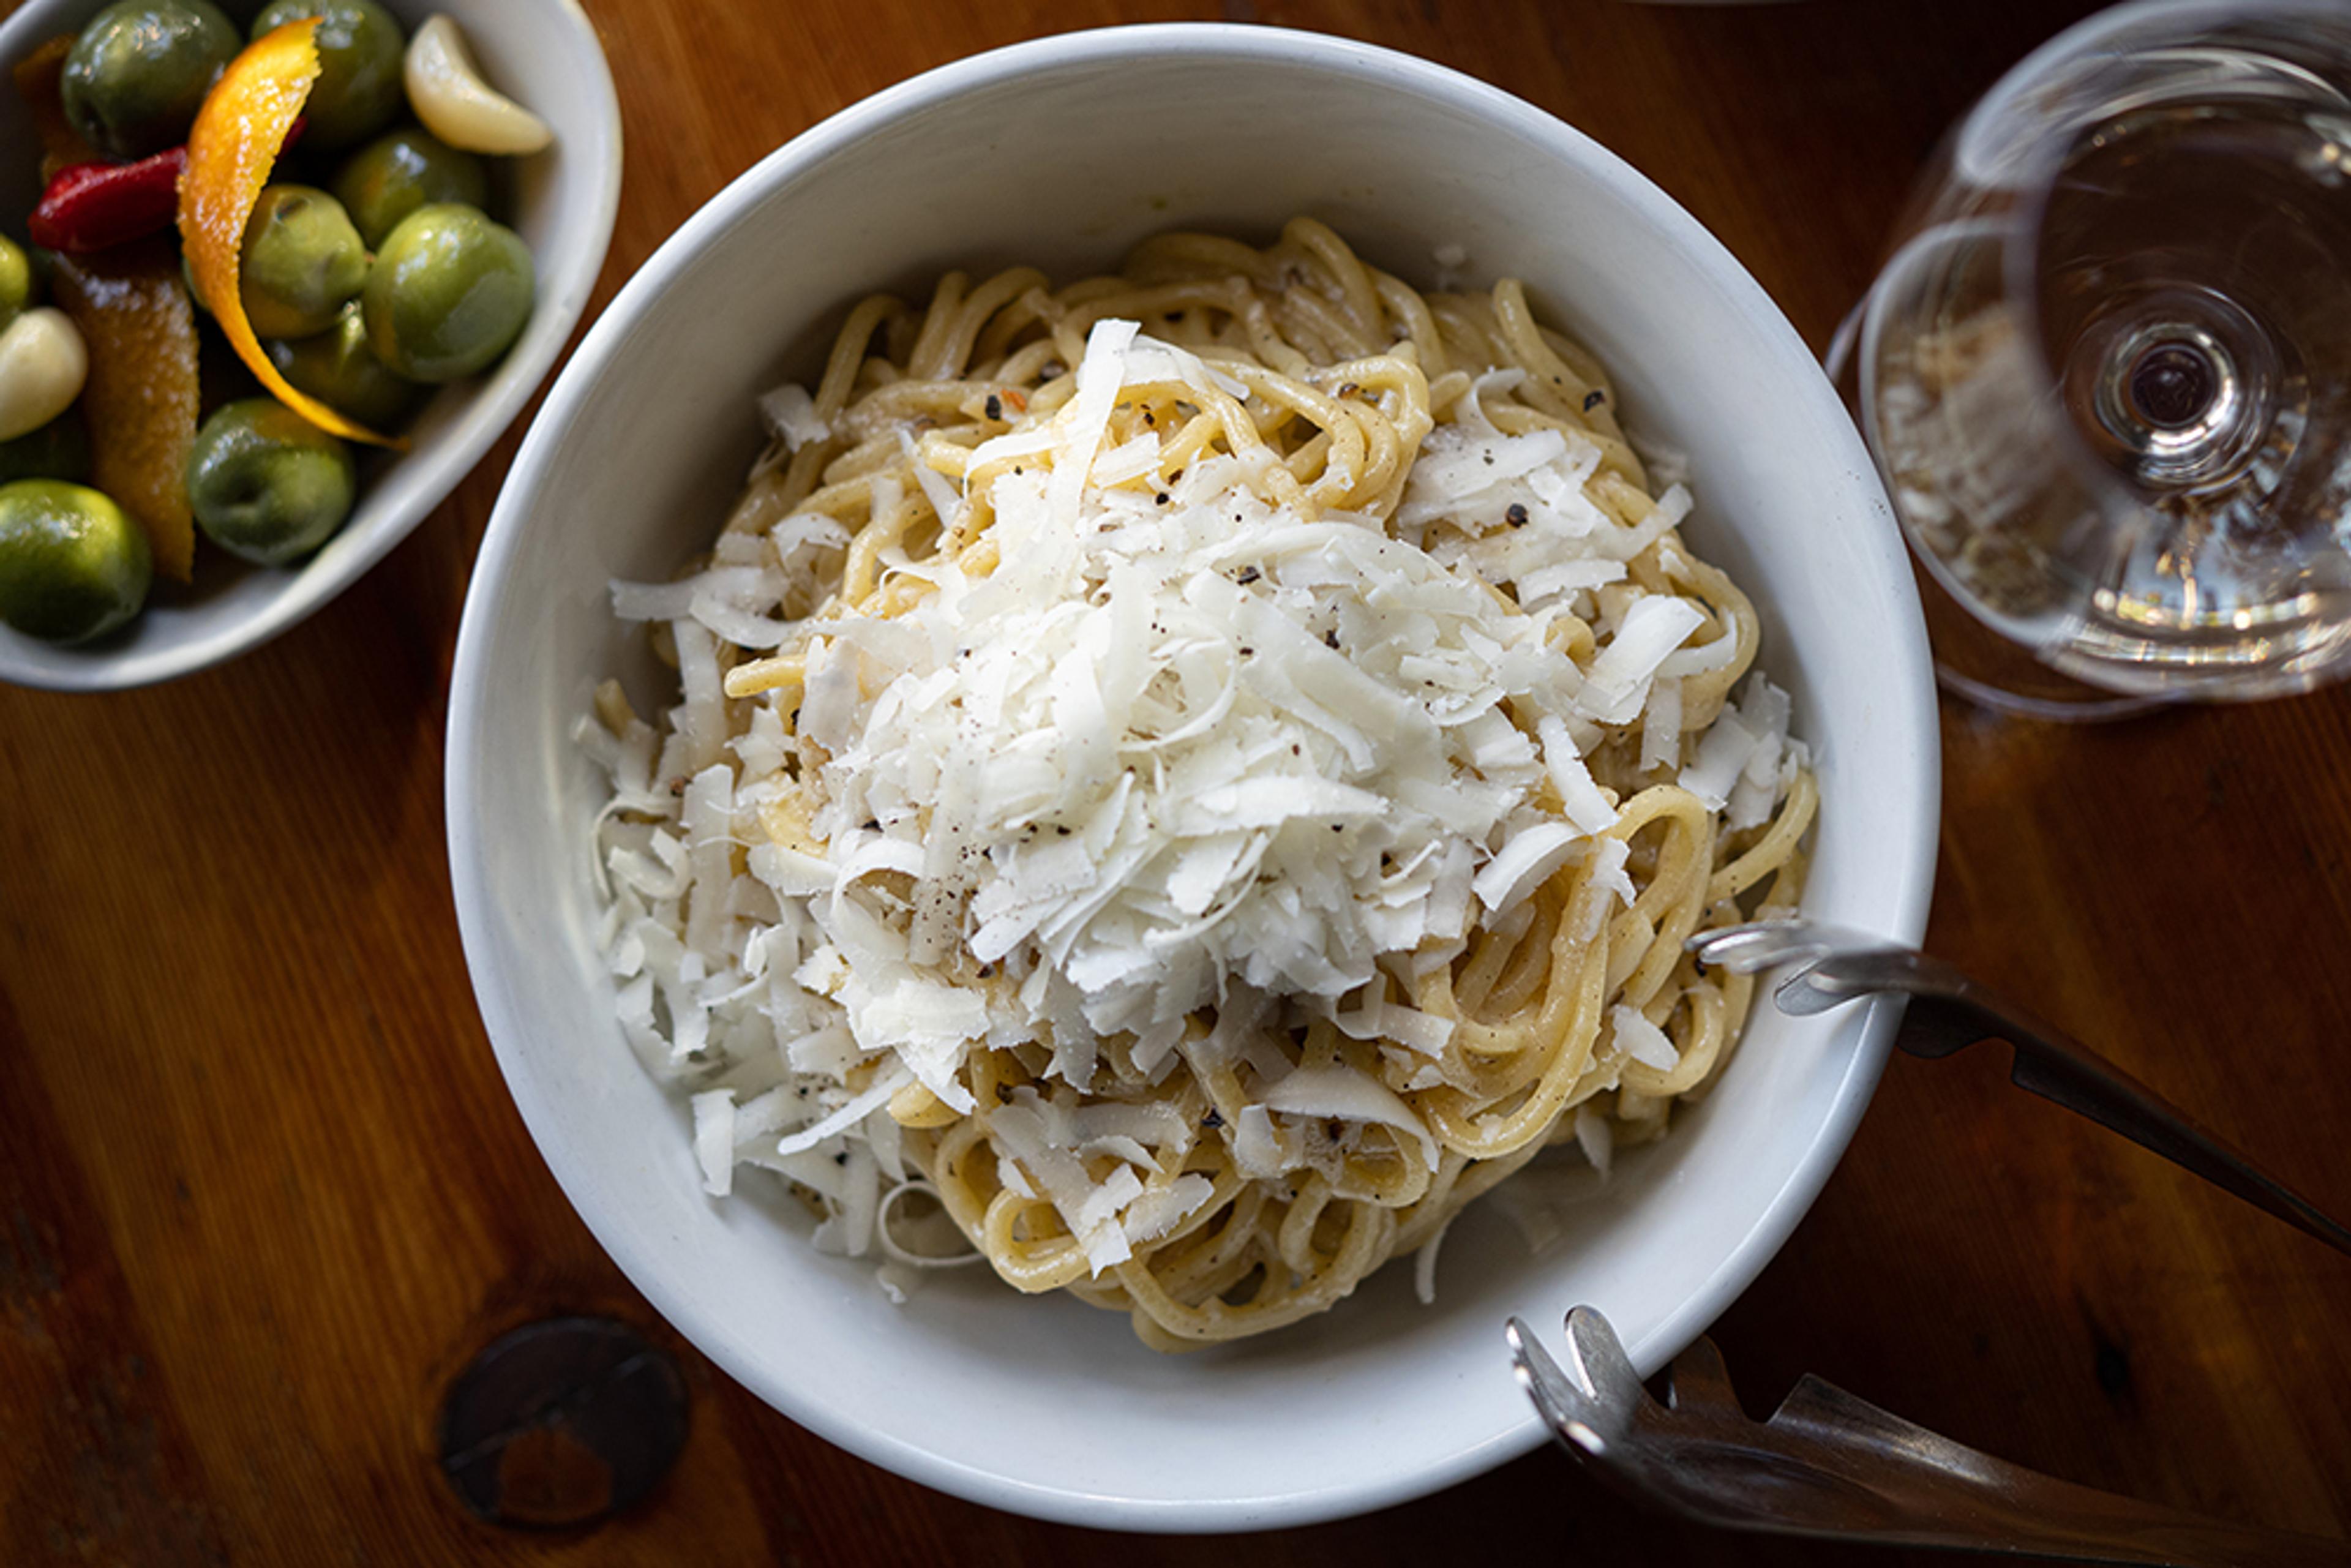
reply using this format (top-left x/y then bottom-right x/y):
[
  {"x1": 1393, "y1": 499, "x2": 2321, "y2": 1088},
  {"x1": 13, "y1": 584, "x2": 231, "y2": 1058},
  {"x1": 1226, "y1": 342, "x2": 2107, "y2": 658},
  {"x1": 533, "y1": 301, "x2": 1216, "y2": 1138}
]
[
  {"x1": 1583, "y1": 389, "x2": 1606, "y2": 412},
  {"x1": 1235, "y1": 566, "x2": 1260, "y2": 585},
  {"x1": 985, "y1": 394, "x2": 1003, "y2": 421},
  {"x1": 1506, "y1": 503, "x2": 1529, "y2": 528},
  {"x1": 1201, "y1": 1108, "x2": 1225, "y2": 1130}
]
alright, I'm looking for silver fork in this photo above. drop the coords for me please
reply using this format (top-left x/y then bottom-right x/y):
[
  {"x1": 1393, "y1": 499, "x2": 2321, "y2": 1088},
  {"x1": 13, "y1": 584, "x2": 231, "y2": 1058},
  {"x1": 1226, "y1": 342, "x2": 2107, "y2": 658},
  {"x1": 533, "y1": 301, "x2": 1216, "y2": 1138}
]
[
  {"x1": 1686, "y1": 918, "x2": 2351, "y2": 1259},
  {"x1": 1507, "y1": 1307, "x2": 2350, "y2": 1564}
]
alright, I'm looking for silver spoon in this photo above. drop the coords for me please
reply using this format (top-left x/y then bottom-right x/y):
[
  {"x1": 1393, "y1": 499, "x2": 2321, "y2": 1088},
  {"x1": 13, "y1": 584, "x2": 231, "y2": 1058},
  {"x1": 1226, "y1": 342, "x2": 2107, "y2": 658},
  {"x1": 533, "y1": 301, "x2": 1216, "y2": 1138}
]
[
  {"x1": 1508, "y1": 1307, "x2": 2349, "y2": 1565},
  {"x1": 1686, "y1": 918, "x2": 2351, "y2": 1259}
]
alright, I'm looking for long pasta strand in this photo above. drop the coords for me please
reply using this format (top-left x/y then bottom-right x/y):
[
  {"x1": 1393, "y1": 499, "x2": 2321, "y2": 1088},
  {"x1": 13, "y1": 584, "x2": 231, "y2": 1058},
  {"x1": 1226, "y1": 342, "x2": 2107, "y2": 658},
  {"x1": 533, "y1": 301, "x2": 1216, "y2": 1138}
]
[{"x1": 605, "y1": 219, "x2": 1813, "y2": 1349}]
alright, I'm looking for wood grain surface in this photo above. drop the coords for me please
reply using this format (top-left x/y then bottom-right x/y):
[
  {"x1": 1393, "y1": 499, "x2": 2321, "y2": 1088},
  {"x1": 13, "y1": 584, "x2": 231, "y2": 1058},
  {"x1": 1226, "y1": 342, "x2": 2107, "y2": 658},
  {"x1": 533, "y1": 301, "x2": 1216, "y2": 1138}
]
[{"x1": 6, "y1": 0, "x2": 2349, "y2": 1561}]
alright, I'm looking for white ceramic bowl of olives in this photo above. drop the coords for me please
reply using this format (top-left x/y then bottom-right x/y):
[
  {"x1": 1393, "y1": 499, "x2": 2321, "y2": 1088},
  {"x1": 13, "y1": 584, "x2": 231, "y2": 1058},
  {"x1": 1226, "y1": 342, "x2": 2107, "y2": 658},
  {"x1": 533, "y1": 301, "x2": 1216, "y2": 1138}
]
[{"x1": 0, "y1": 0, "x2": 621, "y2": 690}]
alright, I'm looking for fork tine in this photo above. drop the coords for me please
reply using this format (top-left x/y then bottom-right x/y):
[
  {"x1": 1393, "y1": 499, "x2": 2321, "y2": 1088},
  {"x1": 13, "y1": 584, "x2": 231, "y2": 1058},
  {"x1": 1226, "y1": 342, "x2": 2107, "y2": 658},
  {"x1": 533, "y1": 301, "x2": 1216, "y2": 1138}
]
[
  {"x1": 1507, "y1": 1316, "x2": 1607, "y2": 1454},
  {"x1": 1559, "y1": 1307, "x2": 1649, "y2": 1434},
  {"x1": 1684, "y1": 918, "x2": 1822, "y2": 974},
  {"x1": 1665, "y1": 1335, "x2": 1742, "y2": 1416},
  {"x1": 1772, "y1": 969, "x2": 1857, "y2": 1017}
]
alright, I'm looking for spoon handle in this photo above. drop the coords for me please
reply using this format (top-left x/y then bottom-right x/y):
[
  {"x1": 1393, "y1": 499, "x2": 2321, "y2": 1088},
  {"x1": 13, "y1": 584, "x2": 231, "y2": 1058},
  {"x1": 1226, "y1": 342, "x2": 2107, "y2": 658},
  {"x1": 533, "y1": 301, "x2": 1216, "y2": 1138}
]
[{"x1": 1791, "y1": 948, "x2": 2351, "y2": 1259}]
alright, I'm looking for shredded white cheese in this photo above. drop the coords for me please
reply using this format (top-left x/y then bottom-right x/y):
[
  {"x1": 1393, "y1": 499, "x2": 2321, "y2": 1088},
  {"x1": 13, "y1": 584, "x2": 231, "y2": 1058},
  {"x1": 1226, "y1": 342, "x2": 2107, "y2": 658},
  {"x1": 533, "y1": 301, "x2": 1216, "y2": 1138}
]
[
  {"x1": 584, "y1": 317, "x2": 1804, "y2": 1289},
  {"x1": 1610, "y1": 1005, "x2": 1681, "y2": 1073},
  {"x1": 759, "y1": 383, "x2": 829, "y2": 452}
]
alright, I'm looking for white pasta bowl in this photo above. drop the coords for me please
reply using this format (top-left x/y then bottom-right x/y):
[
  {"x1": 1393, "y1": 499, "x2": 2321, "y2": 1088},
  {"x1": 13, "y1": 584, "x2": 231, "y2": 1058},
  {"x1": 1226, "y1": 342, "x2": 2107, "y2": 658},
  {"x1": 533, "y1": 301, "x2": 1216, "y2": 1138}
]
[
  {"x1": 448, "y1": 25, "x2": 1938, "y2": 1532},
  {"x1": 0, "y1": 0, "x2": 621, "y2": 691}
]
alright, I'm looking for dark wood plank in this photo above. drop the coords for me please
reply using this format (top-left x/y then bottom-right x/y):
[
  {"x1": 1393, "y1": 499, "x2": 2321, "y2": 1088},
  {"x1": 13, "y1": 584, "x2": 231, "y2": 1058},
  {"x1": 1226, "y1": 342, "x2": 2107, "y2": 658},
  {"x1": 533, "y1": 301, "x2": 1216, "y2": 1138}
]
[
  {"x1": 2, "y1": 0, "x2": 2345, "y2": 1561},
  {"x1": 0, "y1": 988, "x2": 225, "y2": 1565}
]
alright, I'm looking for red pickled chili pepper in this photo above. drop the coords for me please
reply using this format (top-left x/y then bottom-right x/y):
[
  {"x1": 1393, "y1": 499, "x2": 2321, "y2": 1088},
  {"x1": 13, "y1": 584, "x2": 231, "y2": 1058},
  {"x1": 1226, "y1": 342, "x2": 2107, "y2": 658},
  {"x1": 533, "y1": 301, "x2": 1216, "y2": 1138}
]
[
  {"x1": 28, "y1": 148, "x2": 189, "y2": 253},
  {"x1": 26, "y1": 118, "x2": 308, "y2": 255}
]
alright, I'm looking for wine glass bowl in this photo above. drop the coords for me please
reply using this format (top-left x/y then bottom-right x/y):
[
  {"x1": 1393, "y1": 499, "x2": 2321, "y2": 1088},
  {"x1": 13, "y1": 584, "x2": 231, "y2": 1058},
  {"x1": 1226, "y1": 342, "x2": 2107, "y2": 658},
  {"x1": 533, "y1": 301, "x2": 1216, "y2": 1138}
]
[{"x1": 1861, "y1": 0, "x2": 2351, "y2": 700}]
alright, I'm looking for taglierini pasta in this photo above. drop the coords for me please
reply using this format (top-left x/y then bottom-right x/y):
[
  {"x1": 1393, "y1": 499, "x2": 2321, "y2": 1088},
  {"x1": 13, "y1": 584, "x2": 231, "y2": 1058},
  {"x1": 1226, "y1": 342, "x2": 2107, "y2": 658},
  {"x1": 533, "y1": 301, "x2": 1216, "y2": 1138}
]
[{"x1": 582, "y1": 220, "x2": 1814, "y2": 1349}]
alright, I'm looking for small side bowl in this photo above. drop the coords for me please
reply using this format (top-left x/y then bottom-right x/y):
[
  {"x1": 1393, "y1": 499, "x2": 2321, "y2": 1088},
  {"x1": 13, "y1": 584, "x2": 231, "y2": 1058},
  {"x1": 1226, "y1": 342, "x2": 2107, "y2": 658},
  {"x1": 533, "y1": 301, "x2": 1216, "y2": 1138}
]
[
  {"x1": 451, "y1": 25, "x2": 1939, "y2": 1532},
  {"x1": 0, "y1": 0, "x2": 621, "y2": 691}
]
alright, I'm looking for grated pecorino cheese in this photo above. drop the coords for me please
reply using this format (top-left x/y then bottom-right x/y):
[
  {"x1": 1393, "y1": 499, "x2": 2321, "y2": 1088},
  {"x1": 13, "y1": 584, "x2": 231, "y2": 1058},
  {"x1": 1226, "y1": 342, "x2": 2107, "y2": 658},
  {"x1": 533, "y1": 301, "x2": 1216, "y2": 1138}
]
[{"x1": 583, "y1": 291, "x2": 1809, "y2": 1322}]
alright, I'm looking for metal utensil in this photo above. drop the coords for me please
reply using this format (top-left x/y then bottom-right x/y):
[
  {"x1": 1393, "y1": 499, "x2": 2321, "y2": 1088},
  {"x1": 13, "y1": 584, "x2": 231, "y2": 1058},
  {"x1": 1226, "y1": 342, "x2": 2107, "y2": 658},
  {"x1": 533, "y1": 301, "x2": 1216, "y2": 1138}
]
[
  {"x1": 1687, "y1": 918, "x2": 2351, "y2": 1259},
  {"x1": 1508, "y1": 1307, "x2": 2350, "y2": 1564}
]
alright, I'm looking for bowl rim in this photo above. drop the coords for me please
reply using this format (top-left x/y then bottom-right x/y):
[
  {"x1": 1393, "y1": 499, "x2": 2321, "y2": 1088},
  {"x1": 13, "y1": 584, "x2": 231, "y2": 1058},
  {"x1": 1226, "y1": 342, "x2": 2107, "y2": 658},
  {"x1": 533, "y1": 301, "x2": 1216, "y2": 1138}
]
[
  {"x1": 449, "y1": 20, "x2": 1941, "y2": 1532},
  {"x1": 0, "y1": 0, "x2": 623, "y2": 692}
]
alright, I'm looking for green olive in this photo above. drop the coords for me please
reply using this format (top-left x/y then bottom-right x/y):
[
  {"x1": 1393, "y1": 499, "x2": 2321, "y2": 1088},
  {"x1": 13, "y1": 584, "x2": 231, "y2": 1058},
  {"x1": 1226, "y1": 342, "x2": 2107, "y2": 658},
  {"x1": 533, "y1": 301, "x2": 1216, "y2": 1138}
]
[
  {"x1": 264, "y1": 301, "x2": 425, "y2": 432},
  {"x1": 362, "y1": 204, "x2": 533, "y2": 383},
  {"x1": 187, "y1": 399, "x2": 356, "y2": 566},
  {"x1": 0, "y1": 479, "x2": 151, "y2": 643},
  {"x1": 61, "y1": 0, "x2": 239, "y2": 160},
  {"x1": 331, "y1": 127, "x2": 489, "y2": 250},
  {"x1": 0, "y1": 410, "x2": 93, "y2": 487},
  {"x1": 239, "y1": 185, "x2": 369, "y2": 340},
  {"x1": 0, "y1": 237, "x2": 33, "y2": 331},
  {"x1": 250, "y1": 0, "x2": 405, "y2": 149}
]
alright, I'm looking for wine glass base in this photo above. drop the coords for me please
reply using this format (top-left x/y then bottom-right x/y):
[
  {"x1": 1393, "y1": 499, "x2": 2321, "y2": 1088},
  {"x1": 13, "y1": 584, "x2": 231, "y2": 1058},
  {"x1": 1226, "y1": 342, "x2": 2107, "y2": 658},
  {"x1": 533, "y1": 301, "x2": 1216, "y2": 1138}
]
[
  {"x1": 1932, "y1": 659, "x2": 2173, "y2": 724},
  {"x1": 1911, "y1": 552, "x2": 2178, "y2": 724}
]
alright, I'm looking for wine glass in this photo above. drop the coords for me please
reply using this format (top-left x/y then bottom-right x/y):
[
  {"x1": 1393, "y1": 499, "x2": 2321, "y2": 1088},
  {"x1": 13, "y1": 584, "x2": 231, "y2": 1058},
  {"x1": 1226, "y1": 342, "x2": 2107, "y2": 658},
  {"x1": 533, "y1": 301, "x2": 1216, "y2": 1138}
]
[{"x1": 1845, "y1": 0, "x2": 2351, "y2": 711}]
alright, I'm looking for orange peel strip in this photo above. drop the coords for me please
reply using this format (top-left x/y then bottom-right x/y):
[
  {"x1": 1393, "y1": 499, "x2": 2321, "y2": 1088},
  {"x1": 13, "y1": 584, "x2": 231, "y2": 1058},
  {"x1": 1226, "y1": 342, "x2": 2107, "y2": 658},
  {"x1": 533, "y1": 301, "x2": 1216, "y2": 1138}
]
[{"x1": 179, "y1": 20, "x2": 403, "y2": 449}]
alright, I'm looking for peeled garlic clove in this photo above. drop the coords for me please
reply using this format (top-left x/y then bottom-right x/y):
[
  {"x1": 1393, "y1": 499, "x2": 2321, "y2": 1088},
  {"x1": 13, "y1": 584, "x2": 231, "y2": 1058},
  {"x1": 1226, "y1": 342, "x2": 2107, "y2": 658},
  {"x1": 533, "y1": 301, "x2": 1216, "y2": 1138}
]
[
  {"x1": 0, "y1": 309, "x2": 89, "y2": 443},
  {"x1": 403, "y1": 15, "x2": 553, "y2": 157}
]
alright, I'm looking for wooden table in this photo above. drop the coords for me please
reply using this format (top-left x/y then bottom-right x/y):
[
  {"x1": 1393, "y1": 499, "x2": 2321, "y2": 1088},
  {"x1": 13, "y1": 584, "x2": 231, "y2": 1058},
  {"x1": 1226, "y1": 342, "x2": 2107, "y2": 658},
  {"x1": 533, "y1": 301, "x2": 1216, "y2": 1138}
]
[{"x1": 7, "y1": 0, "x2": 2348, "y2": 1560}]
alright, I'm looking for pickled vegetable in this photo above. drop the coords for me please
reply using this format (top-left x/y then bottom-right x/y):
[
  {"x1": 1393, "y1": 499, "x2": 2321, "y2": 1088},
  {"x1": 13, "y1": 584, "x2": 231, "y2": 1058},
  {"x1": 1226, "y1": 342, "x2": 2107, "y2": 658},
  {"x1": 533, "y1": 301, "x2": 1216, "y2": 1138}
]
[
  {"x1": 49, "y1": 242, "x2": 202, "y2": 581},
  {"x1": 0, "y1": 479, "x2": 152, "y2": 643},
  {"x1": 179, "y1": 16, "x2": 398, "y2": 446},
  {"x1": 61, "y1": 0, "x2": 241, "y2": 160},
  {"x1": 249, "y1": 0, "x2": 403, "y2": 149},
  {"x1": 237, "y1": 183, "x2": 367, "y2": 338},
  {"x1": 187, "y1": 397, "x2": 355, "y2": 565},
  {"x1": 362, "y1": 203, "x2": 532, "y2": 382}
]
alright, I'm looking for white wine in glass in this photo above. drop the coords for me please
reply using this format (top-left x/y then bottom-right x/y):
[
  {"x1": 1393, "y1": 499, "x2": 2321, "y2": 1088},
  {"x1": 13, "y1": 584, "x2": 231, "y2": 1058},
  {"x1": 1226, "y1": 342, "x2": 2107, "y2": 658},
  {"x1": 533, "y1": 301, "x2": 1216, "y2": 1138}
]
[{"x1": 1862, "y1": 0, "x2": 2351, "y2": 702}]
